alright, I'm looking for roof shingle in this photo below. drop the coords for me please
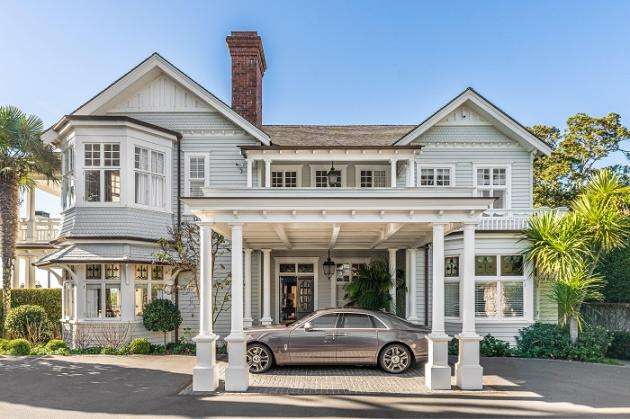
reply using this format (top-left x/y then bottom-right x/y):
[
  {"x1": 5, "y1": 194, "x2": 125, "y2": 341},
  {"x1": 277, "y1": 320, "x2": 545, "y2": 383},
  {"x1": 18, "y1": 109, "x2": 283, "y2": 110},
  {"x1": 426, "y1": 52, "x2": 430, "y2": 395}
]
[{"x1": 262, "y1": 125, "x2": 415, "y2": 147}]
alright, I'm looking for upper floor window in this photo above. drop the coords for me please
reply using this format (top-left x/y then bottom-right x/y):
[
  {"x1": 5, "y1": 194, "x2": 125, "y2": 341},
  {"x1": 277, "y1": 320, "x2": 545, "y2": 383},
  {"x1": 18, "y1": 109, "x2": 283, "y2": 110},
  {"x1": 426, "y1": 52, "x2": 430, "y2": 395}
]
[
  {"x1": 312, "y1": 165, "x2": 346, "y2": 188},
  {"x1": 420, "y1": 167, "x2": 452, "y2": 186},
  {"x1": 62, "y1": 146, "x2": 75, "y2": 209},
  {"x1": 475, "y1": 166, "x2": 508, "y2": 209},
  {"x1": 135, "y1": 147, "x2": 166, "y2": 208},
  {"x1": 358, "y1": 168, "x2": 387, "y2": 188},
  {"x1": 271, "y1": 167, "x2": 300, "y2": 188},
  {"x1": 186, "y1": 154, "x2": 208, "y2": 197},
  {"x1": 83, "y1": 143, "x2": 120, "y2": 203}
]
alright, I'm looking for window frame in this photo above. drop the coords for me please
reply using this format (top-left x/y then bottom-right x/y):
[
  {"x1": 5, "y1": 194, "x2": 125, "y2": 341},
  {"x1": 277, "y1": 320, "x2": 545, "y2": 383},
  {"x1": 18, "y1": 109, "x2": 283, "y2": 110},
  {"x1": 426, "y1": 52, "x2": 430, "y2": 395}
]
[
  {"x1": 417, "y1": 164, "x2": 456, "y2": 187},
  {"x1": 310, "y1": 164, "x2": 347, "y2": 188},
  {"x1": 354, "y1": 165, "x2": 390, "y2": 188},
  {"x1": 82, "y1": 142, "x2": 121, "y2": 204},
  {"x1": 473, "y1": 254, "x2": 527, "y2": 320},
  {"x1": 84, "y1": 263, "x2": 122, "y2": 320},
  {"x1": 473, "y1": 164, "x2": 511, "y2": 211},
  {"x1": 134, "y1": 146, "x2": 167, "y2": 209},
  {"x1": 62, "y1": 144, "x2": 75, "y2": 209},
  {"x1": 332, "y1": 258, "x2": 369, "y2": 308},
  {"x1": 270, "y1": 165, "x2": 302, "y2": 188},
  {"x1": 185, "y1": 153, "x2": 209, "y2": 197},
  {"x1": 134, "y1": 264, "x2": 169, "y2": 318},
  {"x1": 444, "y1": 254, "x2": 461, "y2": 320}
]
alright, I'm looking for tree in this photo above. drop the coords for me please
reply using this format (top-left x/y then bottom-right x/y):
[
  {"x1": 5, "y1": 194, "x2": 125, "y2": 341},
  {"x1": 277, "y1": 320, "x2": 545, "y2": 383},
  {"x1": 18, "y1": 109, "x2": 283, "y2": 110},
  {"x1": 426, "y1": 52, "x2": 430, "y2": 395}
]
[
  {"x1": 142, "y1": 299, "x2": 182, "y2": 345},
  {"x1": 524, "y1": 170, "x2": 630, "y2": 342},
  {"x1": 0, "y1": 106, "x2": 59, "y2": 321},
  {"x1": 344, "y1": 258, "x2": 393, "y2": 311},
  {"x1": 155, "y1": 222, "x2": 231, "y2": 327},
  {"x1": 529, "y1": 113, "x2": 630, "y2": 208}
]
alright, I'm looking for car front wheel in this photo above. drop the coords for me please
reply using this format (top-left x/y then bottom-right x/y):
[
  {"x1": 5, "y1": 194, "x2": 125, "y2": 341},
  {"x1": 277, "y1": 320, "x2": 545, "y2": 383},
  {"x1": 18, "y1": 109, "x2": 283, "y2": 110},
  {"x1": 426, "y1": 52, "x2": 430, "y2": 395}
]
[
  {"x1": 247, "y1": 343, "x2": 273, "y2": 373},
  {"x1": 379, "y1": 343, "x2": 412, "y2": 374}
]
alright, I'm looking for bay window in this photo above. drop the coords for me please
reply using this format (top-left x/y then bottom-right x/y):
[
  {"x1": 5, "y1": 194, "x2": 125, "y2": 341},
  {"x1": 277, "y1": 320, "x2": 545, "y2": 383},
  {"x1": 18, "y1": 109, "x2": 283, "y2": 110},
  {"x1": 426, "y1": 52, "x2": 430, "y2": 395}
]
[
  {"x1": 475, "y1": 166, "x2": 509, "y2": 209},
  {"x1": 135, "y1": 147, "x2": 166, "y2": 208},
  {"x1": 62, "y1": 145, "x2": 75, "y2": 209},
  {"x1": 84, "y1": 143, "x2": 120, "y2": 203},
  {"x1": 420, "y1": 166, "x2": 453, "y2": 187},
  {"x1": 85, "y1": 263, "x2": 121, "y2": 319},
  {"x1": 134, "y1": 264, "x2": 169, "y2": 317}
]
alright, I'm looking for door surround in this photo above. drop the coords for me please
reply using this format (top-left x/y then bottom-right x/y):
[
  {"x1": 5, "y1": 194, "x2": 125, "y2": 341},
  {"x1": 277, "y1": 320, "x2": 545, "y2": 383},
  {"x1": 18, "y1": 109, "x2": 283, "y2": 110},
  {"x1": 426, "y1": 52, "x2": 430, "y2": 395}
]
[{"x1": 274, "y1": 257, "x2": 320, "y2": 323}]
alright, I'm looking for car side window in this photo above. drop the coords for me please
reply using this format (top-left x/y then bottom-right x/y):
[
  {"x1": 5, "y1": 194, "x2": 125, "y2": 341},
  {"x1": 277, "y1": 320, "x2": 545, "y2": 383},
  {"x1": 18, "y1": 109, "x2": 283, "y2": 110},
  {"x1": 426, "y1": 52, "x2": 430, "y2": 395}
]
[
  {"x1": 340, "y1": 313, "x2": 374, "y2": 329},
  {"x1": 309, "y1": 314, "x2": 339, "y2": 329}
]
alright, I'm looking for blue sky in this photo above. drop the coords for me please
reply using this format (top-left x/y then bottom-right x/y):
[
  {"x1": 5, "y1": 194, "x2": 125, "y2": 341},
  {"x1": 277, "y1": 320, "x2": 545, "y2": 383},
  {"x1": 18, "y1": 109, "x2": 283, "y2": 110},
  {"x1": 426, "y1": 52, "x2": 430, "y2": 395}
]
[{"x1": 2, "y1": 0, "x2": 629, "y2": 218}]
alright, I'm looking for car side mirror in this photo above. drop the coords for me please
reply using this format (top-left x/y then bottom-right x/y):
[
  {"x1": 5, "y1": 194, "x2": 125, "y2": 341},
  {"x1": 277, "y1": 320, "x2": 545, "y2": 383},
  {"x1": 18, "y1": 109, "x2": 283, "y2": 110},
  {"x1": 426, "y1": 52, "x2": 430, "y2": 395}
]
[{"x1": 303, "y1": 322, "x2": 313, "y2": 332}]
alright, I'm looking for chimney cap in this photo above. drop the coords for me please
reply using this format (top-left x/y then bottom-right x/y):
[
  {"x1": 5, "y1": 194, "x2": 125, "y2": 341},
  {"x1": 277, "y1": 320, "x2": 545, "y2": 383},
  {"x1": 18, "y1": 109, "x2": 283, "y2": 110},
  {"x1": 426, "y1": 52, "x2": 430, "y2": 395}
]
[{"x1": 226, "y1": 31, "x2": 266, "y2": 73}]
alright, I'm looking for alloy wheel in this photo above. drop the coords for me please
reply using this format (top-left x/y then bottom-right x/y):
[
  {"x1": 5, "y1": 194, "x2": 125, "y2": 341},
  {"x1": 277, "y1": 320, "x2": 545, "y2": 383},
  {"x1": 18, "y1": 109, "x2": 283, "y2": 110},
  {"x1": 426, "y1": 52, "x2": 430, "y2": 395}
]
[
  {"x1": 380, "y1": 344, "x2": 411, "y2": 373},
  {"x1": 247, "y1": 344, "x2": 272, "y2": 373}
]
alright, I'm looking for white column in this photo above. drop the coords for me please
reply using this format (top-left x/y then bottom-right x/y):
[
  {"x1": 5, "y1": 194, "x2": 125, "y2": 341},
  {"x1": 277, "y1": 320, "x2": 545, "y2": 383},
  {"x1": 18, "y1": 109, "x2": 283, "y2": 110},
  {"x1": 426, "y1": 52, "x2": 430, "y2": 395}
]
[
  {"x1": 225, "y1": 223, "x2": 248, "y2": 392},
  {"x1": 246, "y1": 159, "x2": 253, "y2": 188},
  {"x1": 390, "y1": 159, "x2": 398, "y2": 187},
  {"x1": 405, "y1": 250, "x2": 410, "y2": 318},
  {"x1": 388, "y1": 249, "x2": 397, "y2": 314},
  {"x1": 406, "y1": 158, "x2": 416, "y2": 187},
  {"x1": 264, "y1": 159, "x2": 271, "y2": 188},
  {"x1": 73, "y1": 266, "x2": 85, "y2": 321},
  {"x1": 192, "y1": 224, "x2": 218, "y2": 392},
  {"x1": 12, "y1": 256, "x2": 21, "y2": 288},
  {"x1": 261, "y1": 249, "x2": 272, "y2": 325},
  {"x1": 243, "y1": 248, "x2": 253, "y2": 328},
  {"x1": 408, "y1": 248, "x2": 419, "y2": 322},
  {"x1": 26, "y1": 256, "x2": 36, "y2": 288},
  {"x1": 455, "y1": 222, "x2": 483, "y2": 390},
  {"x1": 424, "y1": 223, "x2": 452, "y2": 390}
]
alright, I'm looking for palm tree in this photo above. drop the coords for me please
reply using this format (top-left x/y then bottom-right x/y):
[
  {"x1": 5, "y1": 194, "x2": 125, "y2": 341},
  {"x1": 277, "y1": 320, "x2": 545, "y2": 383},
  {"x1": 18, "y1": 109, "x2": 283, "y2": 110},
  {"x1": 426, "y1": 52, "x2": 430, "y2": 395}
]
[
  {"x1": 0, "y1": 106, "x2": 59, "y2": 320},
  {"x1": 524, "y1": 169, "x2": 629, "y2": 342}
]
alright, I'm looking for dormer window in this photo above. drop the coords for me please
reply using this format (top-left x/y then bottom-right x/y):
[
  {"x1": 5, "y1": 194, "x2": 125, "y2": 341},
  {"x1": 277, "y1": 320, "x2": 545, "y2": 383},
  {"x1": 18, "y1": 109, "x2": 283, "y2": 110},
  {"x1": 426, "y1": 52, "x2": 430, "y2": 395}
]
[{"x1": 83, "y1": 143, "x2": 120, "y2": 203}]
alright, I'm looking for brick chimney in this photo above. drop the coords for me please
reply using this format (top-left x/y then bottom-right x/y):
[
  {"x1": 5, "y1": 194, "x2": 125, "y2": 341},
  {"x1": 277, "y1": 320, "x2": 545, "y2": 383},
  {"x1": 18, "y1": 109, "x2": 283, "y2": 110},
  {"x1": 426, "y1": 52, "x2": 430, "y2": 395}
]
[{"x1": 226, "y1": 31, "x2": 266, "y2": 127}]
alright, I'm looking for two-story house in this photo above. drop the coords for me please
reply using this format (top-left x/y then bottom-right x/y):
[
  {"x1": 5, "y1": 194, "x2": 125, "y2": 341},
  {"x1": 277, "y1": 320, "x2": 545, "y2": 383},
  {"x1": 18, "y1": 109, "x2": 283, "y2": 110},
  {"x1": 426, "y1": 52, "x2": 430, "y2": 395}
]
[{"x1": 37, "y1": 31, "x2": 556, "y2": 391}]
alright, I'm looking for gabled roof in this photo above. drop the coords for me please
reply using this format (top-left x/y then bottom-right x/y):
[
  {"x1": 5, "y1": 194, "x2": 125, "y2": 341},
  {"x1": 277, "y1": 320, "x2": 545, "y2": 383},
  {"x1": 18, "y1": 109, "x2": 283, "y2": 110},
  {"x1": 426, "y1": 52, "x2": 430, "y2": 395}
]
[
  {"x1": 45, "y1": 53, "x2": 271, "y2": 145},
  {"x1": 394, "y1": 87, "x2": 552, "y2": 155}
]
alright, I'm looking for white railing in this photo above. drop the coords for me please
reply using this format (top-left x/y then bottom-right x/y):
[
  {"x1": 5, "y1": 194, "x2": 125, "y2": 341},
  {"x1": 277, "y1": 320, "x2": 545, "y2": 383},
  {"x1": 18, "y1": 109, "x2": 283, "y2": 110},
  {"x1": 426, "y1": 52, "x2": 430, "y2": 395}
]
[
  {"x1": 17, "y1": 216, "x2": 61, "y2": 243},
  {"x1": 477, "y1": 207, "x2": 567, "y2": 231}
]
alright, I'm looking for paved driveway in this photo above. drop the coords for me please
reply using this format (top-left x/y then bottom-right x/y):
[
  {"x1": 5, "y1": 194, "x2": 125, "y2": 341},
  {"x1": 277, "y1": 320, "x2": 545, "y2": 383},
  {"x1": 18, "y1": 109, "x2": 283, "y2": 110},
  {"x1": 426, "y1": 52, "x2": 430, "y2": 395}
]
[{"x1": 0, "y1": 355, "x2": 629, "y2": 418}]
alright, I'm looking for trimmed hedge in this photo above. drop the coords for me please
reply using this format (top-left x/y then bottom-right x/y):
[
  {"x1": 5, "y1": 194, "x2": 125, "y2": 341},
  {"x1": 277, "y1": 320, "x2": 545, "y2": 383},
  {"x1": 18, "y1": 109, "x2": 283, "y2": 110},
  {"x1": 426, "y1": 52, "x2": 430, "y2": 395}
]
[{"x1": 10, "y1": 289, "x2": 62, "y2": 322}]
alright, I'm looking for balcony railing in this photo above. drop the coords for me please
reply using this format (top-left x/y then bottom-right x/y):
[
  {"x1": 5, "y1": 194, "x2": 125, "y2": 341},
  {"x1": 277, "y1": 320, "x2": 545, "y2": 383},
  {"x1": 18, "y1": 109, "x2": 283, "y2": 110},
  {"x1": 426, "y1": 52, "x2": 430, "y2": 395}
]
[
  {"x1": 477, "y1": 207, "x2": 567, "y2": 231},
  {"x1": 17, "y1": 216, "x2": 61, "y2": 244}
]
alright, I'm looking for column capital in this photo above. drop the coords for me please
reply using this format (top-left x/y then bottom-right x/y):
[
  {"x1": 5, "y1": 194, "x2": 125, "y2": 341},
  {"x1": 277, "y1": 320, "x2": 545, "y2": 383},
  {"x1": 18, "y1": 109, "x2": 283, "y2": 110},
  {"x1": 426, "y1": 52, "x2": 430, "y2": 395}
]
[
  {"x1": 462, "y1": 221, "x2": 478, "y2": 228},
  {"x1": 228, "y1": 222, "x2": 244, "y2": 228},
  {"x1": 197, "y1": 220, "x2": 215, "y2": 227},
  {"x1": 261, "y1": 248, "x2": 272, "y2": 254},
  {"x1": 244, "y1": 248, "x2": 253, "y2": 255}
]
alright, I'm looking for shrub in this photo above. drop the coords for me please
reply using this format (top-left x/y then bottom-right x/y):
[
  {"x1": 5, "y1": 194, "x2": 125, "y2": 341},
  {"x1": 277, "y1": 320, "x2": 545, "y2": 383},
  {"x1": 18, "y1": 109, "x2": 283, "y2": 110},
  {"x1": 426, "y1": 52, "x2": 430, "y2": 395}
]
[
  {"x1": 4, "y1": 305, "x2": 50, "y2": 342},
  {"x1": 344, "y1": 258, "x2": 393, "y2": 311},
  {"x1": 128, "y1": 338, "x2": 151, "y2": 355},
  {"x1": 45, "y1": 339, "x2": 68, "y2": 352},
  {"x1": 568, "y1": 325, "x2": 612, "y2": 362},
  {"x1": 480, "y1": 335, "x2": 513, "y2": 357},
  {"x1": 143, "y1": 299, "x2": 182, "y2": 345},
  {"x1": 100, "y1": 346, "x2": 118, "y2": 355},
  {"x1": 8, "y1": 339, "x2": 31, "y2": 356},
  {"x1": 0, "y1": 338, "x2": 10, "y2": 352},
  {"x1": 10, "y1": 289, "x2": 62, "y2": 322},
  {"x1": 515, "y1": 322, "x2": 571, "y2": 359},
  {"x1": 607, "y1": 331, "x2": 630, "y2": 360}
]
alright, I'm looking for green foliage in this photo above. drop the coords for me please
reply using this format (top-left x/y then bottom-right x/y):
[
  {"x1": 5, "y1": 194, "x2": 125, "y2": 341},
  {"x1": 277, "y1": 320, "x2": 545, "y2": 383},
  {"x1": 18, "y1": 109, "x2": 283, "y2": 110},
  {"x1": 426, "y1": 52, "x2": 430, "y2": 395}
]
[
  {"x1": 480, "y1": 335, "x2": 513, "y2": 357},
  {"x1": 344, "y1": 258, "x2": 392, "y2": 311},
  {"x1": 551, "y1": 266, "x2": 603, "y2": 331},
  {"x1": 128, "y1": 338, "x2": 151, "y2": 355},
  {"x1": 45, "y1": 339, "x2": 68, "y2": 352},
  {"x1": 607, "y1": 332, "x2": 630, "y2": 360},
  {"x1": 597, "y1": 246, "x2": 630, "y2": 303},
  {"x1": 143, "y1": 299, "x2": 182, "y2": 344},
  {"x1": 4, "y1": 304, "x2": 50, "y2": 342},
  {"x1": 100, "y1": 346, "x2": 118, "y2": 355},
  {"x1": 0, "y1": 338, "x2": 9, "y2": 351},
  {"x1": 529, "y1": 114, "x2": 630, "y2": 208},
  {"x1": 7, "y1": 338, "x2": 31, "y2": 355},
  {"x1": 10, "y1": 289, "x2": 61, "y2": 322},
  {"x1": 568, "y1": 325, "x2": 612, "y2": 362}
]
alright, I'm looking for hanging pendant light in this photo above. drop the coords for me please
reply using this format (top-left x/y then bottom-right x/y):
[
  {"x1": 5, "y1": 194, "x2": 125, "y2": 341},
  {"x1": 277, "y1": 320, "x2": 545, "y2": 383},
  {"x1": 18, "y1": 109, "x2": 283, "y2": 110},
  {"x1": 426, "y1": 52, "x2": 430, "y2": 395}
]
[
  {"x1": 323, "y1": 248, "x2": 336, "y2": 278},
  {"x1": 326, "y1": 161, "x2": 341, "y2": 187}
]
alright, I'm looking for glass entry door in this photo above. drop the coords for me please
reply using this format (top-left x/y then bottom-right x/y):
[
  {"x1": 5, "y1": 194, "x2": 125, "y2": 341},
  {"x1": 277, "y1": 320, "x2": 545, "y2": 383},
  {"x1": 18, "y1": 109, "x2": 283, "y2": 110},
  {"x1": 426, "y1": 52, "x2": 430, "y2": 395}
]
[{"x1": 280, "y1": 262, "x2": 315, "y2": 323}]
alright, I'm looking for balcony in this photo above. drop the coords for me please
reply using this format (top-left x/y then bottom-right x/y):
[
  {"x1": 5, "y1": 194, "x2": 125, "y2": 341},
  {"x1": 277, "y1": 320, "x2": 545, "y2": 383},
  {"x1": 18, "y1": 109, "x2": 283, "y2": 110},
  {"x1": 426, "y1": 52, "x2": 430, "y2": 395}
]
[
  {"x1": 17, "y1": 215, "x2": 61, "y2": 244},
  {"x1": 477, "y1": 208, "x2": 566, "y2": 231}
]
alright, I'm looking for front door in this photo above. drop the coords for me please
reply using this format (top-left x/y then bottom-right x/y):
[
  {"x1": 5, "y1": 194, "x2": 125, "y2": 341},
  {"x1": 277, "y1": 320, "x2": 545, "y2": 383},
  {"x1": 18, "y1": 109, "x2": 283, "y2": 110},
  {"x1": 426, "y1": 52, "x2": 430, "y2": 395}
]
[
  {"x1": 279, "y1": 262, "x2": 316, "y2": 323},
  {"x1": 296, "y1": 277, "x2": 314, "y2": 319}
]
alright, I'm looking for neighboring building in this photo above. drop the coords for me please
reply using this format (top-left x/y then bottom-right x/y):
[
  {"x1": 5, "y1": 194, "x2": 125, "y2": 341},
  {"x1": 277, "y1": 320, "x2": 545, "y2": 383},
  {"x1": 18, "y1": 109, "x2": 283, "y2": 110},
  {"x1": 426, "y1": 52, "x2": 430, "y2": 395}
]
[{"x1": 36, "y1": 31, "x2": 556, "y2": 389}]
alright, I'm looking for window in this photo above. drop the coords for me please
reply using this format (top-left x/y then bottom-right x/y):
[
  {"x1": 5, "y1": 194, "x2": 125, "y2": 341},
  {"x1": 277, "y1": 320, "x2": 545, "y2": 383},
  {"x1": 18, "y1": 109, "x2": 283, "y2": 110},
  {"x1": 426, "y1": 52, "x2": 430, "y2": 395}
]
[
  {"x1": 271, "y1": 167, "x2": 299, "y2": 188},
  {"x1": 444, "y1": 256, "x2": 460, "y2": 318},
  {"x1": 83, "y1": 143, "x2": 120, "y2": 203},
  {"x1": 420, "y1": 167, "x2": 452, "y2": 186},
  {"x1": 135, "y1": 147, "x2": 166, "y2": 207},
  {"x1": 476, "y1": 166, "x2": 508, "y2": 209},
  {"x1": 473, "y1": 255, "x2": 527, "y2": 319},
  {"x1": 134, "y1": 264, "x2": 169, "y2": 317},
  {"x1": 63, "y1": 281, "x2": 75, "y2": 319},
  {"x1": 341, "y1": 313, "x2": 374, "y2": 328},
  {"x1": 312, "y1": 166, "x2": 345, "y2": 188},
  {"x1": 85, "y1": 263, "x2": 121, "y2": 319},
  {"x1": 187, "y1": 155, "x2": 207, "y2": 197},
  {"x1": 334, "y1": 262, "x2": 366, "y2": 307},
  {"x1": 62, "y1": 146, "x2": 75, "y2": 209},
  {"x1": 309, "y1": 314, "x2": 338, "y2": 329},
  {"x1": 359, "y1": 168, "x2": 387, "y2": 188}
]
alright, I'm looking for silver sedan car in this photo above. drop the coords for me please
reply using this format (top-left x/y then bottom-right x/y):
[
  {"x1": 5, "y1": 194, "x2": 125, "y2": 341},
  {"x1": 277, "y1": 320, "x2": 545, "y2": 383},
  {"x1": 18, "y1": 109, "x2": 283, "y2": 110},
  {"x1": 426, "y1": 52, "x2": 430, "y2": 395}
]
[{"x1": 246, "y1": 308, "x2": 429, "y2": 374}]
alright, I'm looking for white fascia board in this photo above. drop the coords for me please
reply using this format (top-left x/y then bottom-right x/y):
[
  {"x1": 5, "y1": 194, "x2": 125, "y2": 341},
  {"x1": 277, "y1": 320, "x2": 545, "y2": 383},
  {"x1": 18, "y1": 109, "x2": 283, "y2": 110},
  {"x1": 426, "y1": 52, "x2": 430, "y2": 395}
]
[
  {"x1": 57, "y1": 119, "x2": 179, "y2": 142},
  {"x1": 68, "y1": 54, "x2": 271, "y2": 145},
  {"x1": 395, "y1": 89, "x2": 552, "y2": 155}
]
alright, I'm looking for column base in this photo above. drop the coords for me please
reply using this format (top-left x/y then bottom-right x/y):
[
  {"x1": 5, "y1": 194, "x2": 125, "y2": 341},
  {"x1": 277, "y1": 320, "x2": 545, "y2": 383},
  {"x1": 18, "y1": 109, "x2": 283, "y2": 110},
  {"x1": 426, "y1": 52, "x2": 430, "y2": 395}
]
[
  {"x1": 192, "y1": 333, "x2": 219, "y2": 392},
  {"x1": 424, "y1": 333, "x2": 452, "y2": 391},
  {"x1": 224, "y1": 333, "x2": 249, "y2": 392},
  {"x1": 260, "y1": 317, "x2": 272, "y2": 326},
  {"x1": 454, "y1": 333, "x2": 483, "y2": 390},
  {"x1": 243, "y1": 317, "x2": 253, "y2": 328}
]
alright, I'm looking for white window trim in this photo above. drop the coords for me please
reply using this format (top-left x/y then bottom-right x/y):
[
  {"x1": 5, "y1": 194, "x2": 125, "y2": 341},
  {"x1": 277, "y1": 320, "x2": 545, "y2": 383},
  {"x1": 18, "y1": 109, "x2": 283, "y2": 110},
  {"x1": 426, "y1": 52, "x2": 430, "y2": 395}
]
[
  {"x1": 274, "y1": 257, "x2": 319, "y2": 323},
  {"x1": 133, "y1": 264, "x2": 168, "y2": 319},
  {"x1": 133, "y1": 146, "x2": 167, "y2": 210},
  {"x1": 84, "y1": 264, "x2": 122, "y2": 321},
  {"x1": 444, "y1": 253, "x2": 461, "y2": 321},
  {"x1": 331, "y1": 257, "x2": 370, "y2": 308},
  {"x1": 184, "y1": 153, "x2": 210, "y2": 207},
  {"x1": 81, "y1": 142, "x2": 122, "y2": 205},
  {"x1": 417, "y1": 164, "x2": 456, "y2": 187},
  {"x1": 270, "y1": 164, "x2": 303, "y2": 188},
  {"x1": 309, "y1": 164, "x2": 348, "y2": 188},
  {"x1": 472, "y1": 163, "x2": 512, "y2": 211},
  {"x1": 354, "y1": 165, "x2": 390, "y2": 188}
]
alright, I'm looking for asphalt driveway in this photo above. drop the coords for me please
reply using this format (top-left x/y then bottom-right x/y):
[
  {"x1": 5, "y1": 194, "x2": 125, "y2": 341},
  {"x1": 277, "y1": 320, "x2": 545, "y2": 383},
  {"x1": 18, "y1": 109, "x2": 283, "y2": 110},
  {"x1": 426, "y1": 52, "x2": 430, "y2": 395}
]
[{"x1": 0, "y1": 355, "x2": 629, "y2": 418}]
